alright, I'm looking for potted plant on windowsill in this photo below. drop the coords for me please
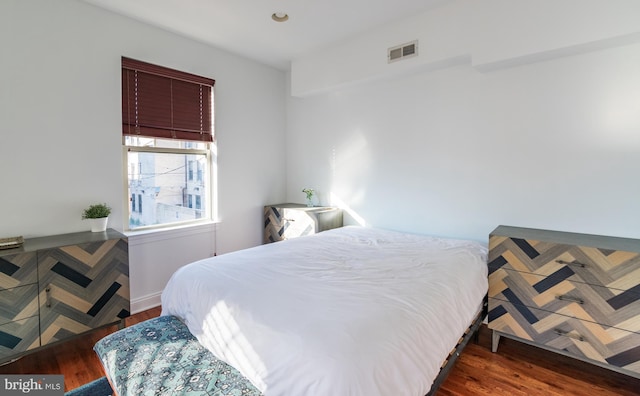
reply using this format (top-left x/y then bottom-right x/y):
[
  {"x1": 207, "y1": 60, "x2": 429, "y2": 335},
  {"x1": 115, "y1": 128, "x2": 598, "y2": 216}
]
[{"x1": 82, "y1": 203, "x2": 111, "y2": 232}]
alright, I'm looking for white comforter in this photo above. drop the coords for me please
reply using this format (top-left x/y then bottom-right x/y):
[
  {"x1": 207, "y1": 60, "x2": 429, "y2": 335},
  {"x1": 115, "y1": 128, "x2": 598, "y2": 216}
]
[{"x1": 161, "y1": 226, "x2": 488, "y2": 396}]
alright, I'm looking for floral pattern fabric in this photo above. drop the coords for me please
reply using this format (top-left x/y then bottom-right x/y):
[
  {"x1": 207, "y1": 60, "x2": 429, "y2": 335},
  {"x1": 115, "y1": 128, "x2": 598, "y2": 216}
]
[{"x1": 94, "y1": 315, "x2": 262, "y2": 396}]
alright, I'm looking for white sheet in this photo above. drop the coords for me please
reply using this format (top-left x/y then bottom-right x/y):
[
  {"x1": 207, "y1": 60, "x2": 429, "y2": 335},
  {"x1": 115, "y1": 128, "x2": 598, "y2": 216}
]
[{"x1": 161, "y1": 226, "x2": 488, "y2": 396}]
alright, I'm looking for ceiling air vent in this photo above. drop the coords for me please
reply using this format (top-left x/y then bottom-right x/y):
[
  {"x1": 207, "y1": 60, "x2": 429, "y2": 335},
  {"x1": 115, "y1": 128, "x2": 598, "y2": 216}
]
[{"x1": 388, "y1": 40, "x2": 418, "y2": 63}]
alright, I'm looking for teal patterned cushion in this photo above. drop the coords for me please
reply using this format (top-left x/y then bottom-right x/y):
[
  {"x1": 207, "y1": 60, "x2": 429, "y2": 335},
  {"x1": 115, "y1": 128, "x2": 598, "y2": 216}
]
[{"x1": 94, "y1": 315, "x2": 261, "y2": 395}]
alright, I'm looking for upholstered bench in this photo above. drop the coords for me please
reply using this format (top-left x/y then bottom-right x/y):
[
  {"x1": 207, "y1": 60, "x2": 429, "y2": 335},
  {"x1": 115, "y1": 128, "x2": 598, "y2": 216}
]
[{"x1": 94, "y1": 315, "x2": 261, "y2": 395}]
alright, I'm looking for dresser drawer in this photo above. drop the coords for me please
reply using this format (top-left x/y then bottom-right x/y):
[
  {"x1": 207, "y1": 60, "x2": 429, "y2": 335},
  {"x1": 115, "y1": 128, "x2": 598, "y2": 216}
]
[
  {"x1": 489, "y1": 235, "x2": 640, "y2": 290},
  {"x1": 489, "y1": 298, "x2": 640, "y2": 376},
  {"x1": 0, "y1": 284, "x2": 39, "y2": 326},
  {"x1": 490, "y1": 267, "x2": 640, "y2": 333}
]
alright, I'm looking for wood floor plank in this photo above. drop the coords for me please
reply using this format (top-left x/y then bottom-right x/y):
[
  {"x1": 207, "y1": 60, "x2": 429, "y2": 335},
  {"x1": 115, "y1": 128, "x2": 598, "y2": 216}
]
[{"x1": 1, "y1": 307, "x2": 638, "y2": 394}]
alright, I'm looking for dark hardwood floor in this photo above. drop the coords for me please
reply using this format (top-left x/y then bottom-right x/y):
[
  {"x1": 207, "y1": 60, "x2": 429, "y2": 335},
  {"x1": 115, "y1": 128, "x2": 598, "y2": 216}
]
[
  {"x1": 439, "y1": 326, "x2": 640, "y2": 395},
  {"x1": 0, "y1": 307, "x2": 161, "y2": 392},
  {"x1": 1, "y1": 307, "x2": 638, "y2": 394}
]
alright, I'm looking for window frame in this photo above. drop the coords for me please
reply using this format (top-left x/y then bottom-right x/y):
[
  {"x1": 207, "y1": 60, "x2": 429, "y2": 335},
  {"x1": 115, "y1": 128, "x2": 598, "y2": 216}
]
[{"x1": 121, "y1": 57, "x2": 216, "y2": 232}]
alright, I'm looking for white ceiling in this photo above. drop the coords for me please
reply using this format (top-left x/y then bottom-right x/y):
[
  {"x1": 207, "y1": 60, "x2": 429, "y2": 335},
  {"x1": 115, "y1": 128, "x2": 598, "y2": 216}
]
[{"x1": 80, "y1": 0, "x2": 451, "y2": 70}]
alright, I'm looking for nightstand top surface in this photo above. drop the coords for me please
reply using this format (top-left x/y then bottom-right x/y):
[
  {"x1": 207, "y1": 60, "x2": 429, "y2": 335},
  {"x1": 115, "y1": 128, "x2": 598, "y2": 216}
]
[{"x1": 265, "y1": 203, "x2": 340, "y2": 212}]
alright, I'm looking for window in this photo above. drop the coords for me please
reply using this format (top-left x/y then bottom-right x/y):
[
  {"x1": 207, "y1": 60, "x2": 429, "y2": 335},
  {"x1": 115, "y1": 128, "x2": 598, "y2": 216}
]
[{"x1": 122, "y1": 57, "x2": 215, "y2": 230}]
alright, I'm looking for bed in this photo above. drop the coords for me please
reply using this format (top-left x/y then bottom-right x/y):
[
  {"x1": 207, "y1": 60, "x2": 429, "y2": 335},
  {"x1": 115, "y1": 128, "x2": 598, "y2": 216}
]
[{"x1": 154, "y1": 225, "x2": 488, "y2": 395}]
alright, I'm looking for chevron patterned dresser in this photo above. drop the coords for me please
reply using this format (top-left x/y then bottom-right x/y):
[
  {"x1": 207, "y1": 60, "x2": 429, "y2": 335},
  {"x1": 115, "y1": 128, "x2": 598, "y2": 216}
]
[
  {"x1": 0, "y1": 229, "x2": 129, "y2": 363},
  {"x1": 488, "y1": 225, "x2": 640, "y2": 378}
]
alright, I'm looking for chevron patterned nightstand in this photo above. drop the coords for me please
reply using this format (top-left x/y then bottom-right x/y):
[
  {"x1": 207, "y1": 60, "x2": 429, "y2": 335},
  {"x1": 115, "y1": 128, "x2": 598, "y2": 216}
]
[{"x1": 263, "y1": 203, "x2": 342, "y2": 244}]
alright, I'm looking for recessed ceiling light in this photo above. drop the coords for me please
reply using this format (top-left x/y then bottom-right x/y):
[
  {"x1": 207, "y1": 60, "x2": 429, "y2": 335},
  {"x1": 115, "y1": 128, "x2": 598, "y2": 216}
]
[{"x1": 271, "y1": 12, "x2": 289, "y2": 22}]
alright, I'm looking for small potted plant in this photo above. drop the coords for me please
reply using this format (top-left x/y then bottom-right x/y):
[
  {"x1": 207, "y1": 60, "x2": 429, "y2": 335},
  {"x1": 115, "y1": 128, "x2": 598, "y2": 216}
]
[
  {"x1": 82, "y1": 203, "x2": 112, "y2": 232},
  {"x1": 302, "y1": 188, "x2": 315, "y2": 207}
]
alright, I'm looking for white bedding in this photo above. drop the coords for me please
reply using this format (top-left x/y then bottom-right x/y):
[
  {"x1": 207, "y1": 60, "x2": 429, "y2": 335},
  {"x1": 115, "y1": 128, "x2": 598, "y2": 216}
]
[{"x1": 161, "y1": 226, "x2": 488, "y2": 396}]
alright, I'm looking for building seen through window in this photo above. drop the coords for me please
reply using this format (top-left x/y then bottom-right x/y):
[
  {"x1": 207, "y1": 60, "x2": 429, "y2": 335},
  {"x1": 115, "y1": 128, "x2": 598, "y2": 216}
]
[{"x1": 126, "y1": 137, "x2": 210, "y2": 229}]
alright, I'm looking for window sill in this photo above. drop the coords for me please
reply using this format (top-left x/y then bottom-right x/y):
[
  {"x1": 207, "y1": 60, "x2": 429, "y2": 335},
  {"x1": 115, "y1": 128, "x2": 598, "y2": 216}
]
[{"x1": 125, "y1": 220, "x2": 219, "y2": 246}]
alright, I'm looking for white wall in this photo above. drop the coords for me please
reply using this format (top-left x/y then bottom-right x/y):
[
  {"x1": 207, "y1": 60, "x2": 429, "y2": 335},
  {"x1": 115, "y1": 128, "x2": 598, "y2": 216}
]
[
  {"x1": 0, "y1": 0, "x2": 286, "y2": 311},
  {"x1": 291, "y1": 0, "x2": 640, "y2": 96},
  {"x1": 286, "y1": 1, "x2": 640, "y2": 242},
  {"x1": 128, "y1": 223, "x2": 216, "y2": 311}
]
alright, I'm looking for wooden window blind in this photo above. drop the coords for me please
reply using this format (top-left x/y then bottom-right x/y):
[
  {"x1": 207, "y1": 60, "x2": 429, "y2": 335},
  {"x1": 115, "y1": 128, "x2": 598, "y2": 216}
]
[{"x1": 122, "y1": 57, "x2": 215, "y2": 142}]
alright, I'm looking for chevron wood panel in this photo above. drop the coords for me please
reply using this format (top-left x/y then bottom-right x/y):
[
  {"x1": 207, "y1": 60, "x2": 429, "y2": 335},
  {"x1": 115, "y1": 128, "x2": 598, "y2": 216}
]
[
  {"x1": 488, "y1": 236, "x2": 640, "y2": 291},
  {"x1": 0, "y1": 315, "x2": 40, "y2": 360},
  {"x1": 264, "y1": 206, "x2": 288, "y2": 243},
  {"x1": 281, "y1": 209, "x2": 314, "y2": 238},
  {"x1": 489, "y1": 298, "x2": 640, "y2": 376},
  {"x1": 39, "y1": 314, "x2": 92, "y2": 346},
  {"x1": 0, "y1": 252, "x2": 37, "y2": 291},
  {"x1": 0, "y1": 285, "x2": 39, "y2": 326},
  {"x1": 490, "y1": 267, "x2": 640, "y2": 334},
  {"x1": 37, "y1": 238, "x2": 130, "y2": 347}
]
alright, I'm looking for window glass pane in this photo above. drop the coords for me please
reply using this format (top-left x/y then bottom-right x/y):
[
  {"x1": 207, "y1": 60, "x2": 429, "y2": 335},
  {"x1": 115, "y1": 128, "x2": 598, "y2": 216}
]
[{"x1": 127, "y1": 148, "x2": 208, "y2": 229}]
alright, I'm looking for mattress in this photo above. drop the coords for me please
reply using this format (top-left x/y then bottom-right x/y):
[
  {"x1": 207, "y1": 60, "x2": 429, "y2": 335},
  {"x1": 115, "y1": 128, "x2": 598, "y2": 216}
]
[{"x1": 161, "y1": 226, "x2": 488, "y2": 396}]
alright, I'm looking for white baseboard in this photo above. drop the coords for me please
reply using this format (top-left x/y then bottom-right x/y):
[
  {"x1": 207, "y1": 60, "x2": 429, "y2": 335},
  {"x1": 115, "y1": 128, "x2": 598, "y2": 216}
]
[{"x1": 131, "y1": 292, "x2": 162, "y2": 314}]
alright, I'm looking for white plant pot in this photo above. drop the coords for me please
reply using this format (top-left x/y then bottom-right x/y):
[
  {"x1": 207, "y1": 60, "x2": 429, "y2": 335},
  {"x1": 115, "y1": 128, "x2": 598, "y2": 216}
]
[{"x1": 89, "y1": 217, "x2": 108, "y2": 232}]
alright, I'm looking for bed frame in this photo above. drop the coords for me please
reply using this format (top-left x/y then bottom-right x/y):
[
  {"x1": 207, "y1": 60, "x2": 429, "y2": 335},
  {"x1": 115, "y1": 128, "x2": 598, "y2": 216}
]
[
  {"x1": 426, "y1": 294, "x2": 488, "y2": 396},
  {"x1": 95, "y1": 295, "x2": 488, "y2": 396}
]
